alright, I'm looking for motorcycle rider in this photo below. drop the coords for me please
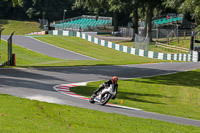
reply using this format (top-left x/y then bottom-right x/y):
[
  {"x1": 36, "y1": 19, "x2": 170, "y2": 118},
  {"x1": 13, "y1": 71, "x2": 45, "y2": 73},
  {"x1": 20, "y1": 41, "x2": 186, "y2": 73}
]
[{"x1": 93, "y1": 76, "x2": 118, "y2": 99}]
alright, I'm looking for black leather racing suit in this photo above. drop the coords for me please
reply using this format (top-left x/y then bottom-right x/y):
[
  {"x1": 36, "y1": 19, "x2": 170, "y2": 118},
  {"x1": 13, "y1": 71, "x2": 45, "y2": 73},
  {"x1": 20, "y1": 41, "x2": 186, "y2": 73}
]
[{"x1": 93, "y1": 79, "x2": 118, "y2": 99}]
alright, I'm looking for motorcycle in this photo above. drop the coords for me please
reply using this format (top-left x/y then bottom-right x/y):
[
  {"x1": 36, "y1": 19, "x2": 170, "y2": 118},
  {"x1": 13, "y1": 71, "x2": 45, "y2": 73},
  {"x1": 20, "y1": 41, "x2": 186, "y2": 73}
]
[{"x1": 89, "y1": 84, "x2": 116, "y2": 106}]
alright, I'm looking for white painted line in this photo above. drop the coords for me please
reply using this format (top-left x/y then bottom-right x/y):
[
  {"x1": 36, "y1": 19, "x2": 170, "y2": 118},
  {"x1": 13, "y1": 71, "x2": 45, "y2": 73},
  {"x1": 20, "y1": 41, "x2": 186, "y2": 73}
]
[{"x1": 25, "y1": 95, "x2": 64, "y2": 104}]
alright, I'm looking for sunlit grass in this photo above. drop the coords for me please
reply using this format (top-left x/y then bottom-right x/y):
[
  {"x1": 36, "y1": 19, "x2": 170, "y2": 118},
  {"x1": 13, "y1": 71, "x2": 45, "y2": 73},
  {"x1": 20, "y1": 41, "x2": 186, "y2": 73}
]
[
  {"x1": 71, "y1": 69, "x2": 200, "y2": 120},
  {"x1": 0, "y1": 93, "x2": 199, "y2": 132},
  {"x1": 0, "y1": 19, "x2": 41, "y2": 35}
]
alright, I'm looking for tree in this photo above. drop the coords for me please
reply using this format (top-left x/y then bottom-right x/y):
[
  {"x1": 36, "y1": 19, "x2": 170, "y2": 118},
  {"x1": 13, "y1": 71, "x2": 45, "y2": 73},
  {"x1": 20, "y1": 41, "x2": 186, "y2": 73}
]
[
  {"x1": 20, "y1": 0, "x2": 74, "y2": 21},
  {"x1": 1, "y1": 0, "x2": 23, "y2": 19},
  {"x1": 144, "y1": 0, "x2": 164, "y2": 41},
  {"x1": 125, "y1": 0, "x2": 140, "y2": 41},
  {"x1": 108, "y1": 0, "x2": 125, "y2": 31},
  {"x1": 165, "y1": 0, "x2": 200, "y2": 27},
  {"x1": 73, "y1": 0, "x2": 125, "y2": 32}
]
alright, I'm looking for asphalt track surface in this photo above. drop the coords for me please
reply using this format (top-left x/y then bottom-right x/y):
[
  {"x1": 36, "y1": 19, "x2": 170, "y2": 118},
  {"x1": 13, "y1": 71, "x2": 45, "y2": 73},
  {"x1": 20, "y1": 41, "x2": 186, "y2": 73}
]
[
  {"x1": 1, "y1": 35, "x2": 200, "y2": 127},
  {"x1": 1, "y1": 35, "x2": 97, "y2": 60},
  {"x1": 0, "y1": 62, "x2": 200, "y2": 127}
]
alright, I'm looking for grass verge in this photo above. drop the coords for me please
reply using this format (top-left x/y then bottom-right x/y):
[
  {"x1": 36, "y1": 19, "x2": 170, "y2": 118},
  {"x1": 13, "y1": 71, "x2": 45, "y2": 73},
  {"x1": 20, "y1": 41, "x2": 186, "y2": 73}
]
[
  {"x1": 33, "y1": 36, "x2": 171, "y2": 66},
  {"x1": 0, "y1": 93, "x2": 199, "y2": 133},
  {"x1": 1, "y1": 36, "x2": 171, "y2": 67},
  {"x1": 113, "y1": 37, "x2": 191, "y2": 54},
  {"x1": 71, "y1": 69, "x2": 200, "y2": 120},
  {"x1": 0, "y1": 19, "x2": 41, "y2": 35}
]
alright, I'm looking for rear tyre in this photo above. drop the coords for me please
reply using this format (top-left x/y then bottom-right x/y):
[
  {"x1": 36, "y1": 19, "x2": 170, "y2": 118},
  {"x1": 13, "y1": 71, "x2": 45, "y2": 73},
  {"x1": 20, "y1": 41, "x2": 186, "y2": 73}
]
[{"x1": 99, "y1": 92, "x2": 111, "y2": 106}]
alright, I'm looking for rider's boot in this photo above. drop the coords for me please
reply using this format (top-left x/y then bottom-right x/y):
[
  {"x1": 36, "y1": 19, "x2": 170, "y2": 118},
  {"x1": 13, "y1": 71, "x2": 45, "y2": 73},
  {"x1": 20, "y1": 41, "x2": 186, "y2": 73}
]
[
  {"x1": 112, "y1": 95, "x2": 116, "y2": 100},
  {"x1": 93, "y1": 90, "x2": 98, "y2": 96}
]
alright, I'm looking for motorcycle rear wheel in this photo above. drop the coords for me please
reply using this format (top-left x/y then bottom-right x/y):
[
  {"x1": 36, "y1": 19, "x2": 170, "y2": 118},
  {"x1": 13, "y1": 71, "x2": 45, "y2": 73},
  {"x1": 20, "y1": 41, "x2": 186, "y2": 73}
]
[{"x1": 99, "y1": 92, "x2": 111, "y2": 106}]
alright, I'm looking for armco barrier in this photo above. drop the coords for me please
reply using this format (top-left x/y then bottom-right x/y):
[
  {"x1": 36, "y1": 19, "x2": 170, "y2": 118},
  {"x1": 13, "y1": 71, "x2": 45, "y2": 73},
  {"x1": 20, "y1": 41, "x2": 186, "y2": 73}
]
[{"x1": 48, "y1": 30, "x2": 198, "y2": 62}]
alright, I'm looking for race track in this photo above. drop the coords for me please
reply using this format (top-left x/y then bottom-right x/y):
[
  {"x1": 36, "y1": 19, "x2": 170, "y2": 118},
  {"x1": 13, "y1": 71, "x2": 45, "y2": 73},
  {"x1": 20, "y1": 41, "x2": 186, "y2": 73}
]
[
  {"x1": 0, "y1": 62, "x2": 200, "y2": 127},
  {"x1": 1, "y1": 35, "x2": 97, "y2": 60},
  {"x1": 0, "y1": 35, "x2": 200, "y2": 127}
]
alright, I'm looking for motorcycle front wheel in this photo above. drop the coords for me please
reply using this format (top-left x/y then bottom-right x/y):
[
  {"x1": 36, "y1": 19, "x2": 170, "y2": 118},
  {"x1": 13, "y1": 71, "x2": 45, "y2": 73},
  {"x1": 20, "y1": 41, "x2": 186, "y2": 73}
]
[
  {"x1": 99, "y1": 92, "x2": 111, "y2": 106},
  {"x1": 89, "y1": 94, "x2": 96, "y2": 103}
]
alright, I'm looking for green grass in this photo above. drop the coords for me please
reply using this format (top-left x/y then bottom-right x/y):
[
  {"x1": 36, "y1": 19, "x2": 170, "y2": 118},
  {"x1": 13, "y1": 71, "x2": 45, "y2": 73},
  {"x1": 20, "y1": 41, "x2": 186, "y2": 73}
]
[
  {"x1": 71, "y1": 69, "x2": 200, "y2": 120},
  {"x1": 33, "y1": 36, "x2": 170, "y2": 66},
  {"x1": 1, "y1": 36, "x2": 170, "y2": 67},
  {"x1": 1, "y1": 35, "x2": 174, "y2": 67},
  {"x1": 113, "y1": 37, "x2": 191, "y2": 54},
  {"x1": 0, "y1": 19, "x2": 41, "y2": 35},
  {"x1": 0, "y1": 94, "x2": 199, "y2": 133}
]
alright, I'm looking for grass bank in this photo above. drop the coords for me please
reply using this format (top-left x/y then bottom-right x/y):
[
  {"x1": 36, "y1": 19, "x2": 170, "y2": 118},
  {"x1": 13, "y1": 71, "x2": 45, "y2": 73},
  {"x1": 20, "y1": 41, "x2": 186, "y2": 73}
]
[
  {"x1": 71, "y1": 69, "x2": 200, "y2": 120},
  {"x1": 0, "y1": 36, "x2": 171, "y2": 67},
  {"x1": 33, "y1": 36, "x2": 170, "y2": 66},
  {"x1": 0, "y1": 19, "x2": 41, "y2": 35},
  {"x1": 113, "y1": 37, "x2": 190, "y2": 54},
  {"x1": 0, "y1": 94, "x2": 199, "y2": 133}
]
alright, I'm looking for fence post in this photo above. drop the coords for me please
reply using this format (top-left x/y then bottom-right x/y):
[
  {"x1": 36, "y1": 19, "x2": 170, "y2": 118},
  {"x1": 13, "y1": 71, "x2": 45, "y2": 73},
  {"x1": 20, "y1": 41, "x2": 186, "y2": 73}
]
[
  {"x1": 0, "y1": 28, "x2": 5, "y2": 44},
  {"x1": 7, "y1": 31, "x2": 15, "y2": 66},
  {"x1": 156, "y1": 28, "x2": 158, "y2": 42},
  {"x1": 190, "y1": 31, "x2": 194, "y2": 51},
  {"x1": 184, "y1": 29, "x2": 186, "y2": 40},
  {"x1": 167, "y1": 30, "x2": 169, "y2": 44},
  {"x1": 0, "y1": 28, "x2": 5, "y2": 65},
  {"x1": 177, "y1": 24, "x2": 179, "y2": 43}
]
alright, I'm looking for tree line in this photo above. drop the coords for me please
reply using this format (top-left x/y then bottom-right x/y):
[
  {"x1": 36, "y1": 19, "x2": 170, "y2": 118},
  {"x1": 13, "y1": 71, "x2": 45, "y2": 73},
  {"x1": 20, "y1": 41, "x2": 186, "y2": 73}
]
[
  {"x1": 1, "y1": 0, "x2": 200, "y2": 39},
  {"x1": 73, "y1": 0, "x2": 200, "y2": 39}
]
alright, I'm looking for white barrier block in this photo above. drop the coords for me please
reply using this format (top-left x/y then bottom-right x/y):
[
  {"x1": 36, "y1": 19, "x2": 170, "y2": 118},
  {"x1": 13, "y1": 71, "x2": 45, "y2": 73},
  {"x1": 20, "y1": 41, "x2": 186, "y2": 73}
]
[
  {"x1": 88, "y1": 35, "x2": 92, "y2": 42},
  {"x1": 94, "y1": 37, "x2": 98, "y2": 44},
  {"x1": 158, "y1": 53, "x2": 164, "y2": 59},
  {"x1": 139, "y1": 49, "x2": 144, "y2": 56},
  {"x1": 188, "y1": 54, "x2": 191, "y2": 61},
  {"x1": 179, "y1": 54, "x2": 182, "y2": 61},
  {"x1": 63, "y1": 31, "x2": 69, "y2": 36},
  {"x1": 167, "y1": 54, "x2": 171, "y2": 60},
  {"x1": 148, "y1": 51, "x2": 154, "y2": 58},
  {"x1": 123, "y1": 46, "x2": 128, "y2": 53},
  {"x1": 53, "y1": 30, "x2": 58, "y2": 35},
  {"x1": 174, "y1": 54, "x2": 177, "y2": 60},
  {"x1": 192, "y1": 51, "x2": 198, "y2": 62},
  {"x1": 82, "y1": 33, "x2": 86, "y2": 39},
  {"x1": 101, "y1": 40, "x2": 105, "y2": 46},
  {"x1": 108, "y1": 41, "x2": 112, "y2": 48},
  {"x1": 131, "y1": 48, "x2": 135, "y2": 55},
  {"x1": 183, "y1": 54, "x2": 186, "y2": 61},
  {"x1": 76, "y1": 32, "x2": 80, "y2": 37},
  {"x1": 115, "y1": 44, "x2": 120, "y2": 51}
]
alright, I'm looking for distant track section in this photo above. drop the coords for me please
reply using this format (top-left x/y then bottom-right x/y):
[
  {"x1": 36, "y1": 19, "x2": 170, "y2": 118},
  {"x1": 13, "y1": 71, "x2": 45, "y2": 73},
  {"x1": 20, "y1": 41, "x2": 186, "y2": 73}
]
[{"x1": 1, "y1": 35, "x2": 98, "y2": 60}]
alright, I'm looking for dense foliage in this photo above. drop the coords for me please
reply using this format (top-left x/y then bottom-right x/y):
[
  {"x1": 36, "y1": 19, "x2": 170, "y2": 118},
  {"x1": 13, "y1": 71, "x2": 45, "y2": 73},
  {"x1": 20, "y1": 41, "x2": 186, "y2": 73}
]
[
  {"x1": 0, "y1": 0, "x2": 78, "y2": 21},
  {"x1": 1, "y1": 0, "x2": 200, "y2": 36}
]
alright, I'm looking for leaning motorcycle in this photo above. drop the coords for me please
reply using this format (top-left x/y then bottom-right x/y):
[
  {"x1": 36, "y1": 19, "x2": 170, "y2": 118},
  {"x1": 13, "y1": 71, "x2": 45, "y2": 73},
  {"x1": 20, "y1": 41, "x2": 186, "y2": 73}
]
[{"x1": 89, "y1": 84, "x2": 116, "y2": 106}]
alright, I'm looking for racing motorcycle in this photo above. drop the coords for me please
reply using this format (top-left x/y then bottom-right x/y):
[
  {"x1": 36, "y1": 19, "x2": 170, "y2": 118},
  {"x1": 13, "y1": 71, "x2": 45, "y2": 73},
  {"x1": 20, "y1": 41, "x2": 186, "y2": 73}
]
[{"x1": 89, "y1": 84, "x2": 116, "y2": 106}]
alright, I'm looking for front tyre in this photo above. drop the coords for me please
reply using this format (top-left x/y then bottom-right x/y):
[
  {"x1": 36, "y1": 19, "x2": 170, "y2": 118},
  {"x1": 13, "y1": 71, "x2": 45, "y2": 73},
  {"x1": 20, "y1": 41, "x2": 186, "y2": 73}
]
[
  {"x1": 89, "y1": 94, "x2": 96, "y2": 104},
  {"x1": 99, "y1": 92, "x2": 111, "y2": 106}
]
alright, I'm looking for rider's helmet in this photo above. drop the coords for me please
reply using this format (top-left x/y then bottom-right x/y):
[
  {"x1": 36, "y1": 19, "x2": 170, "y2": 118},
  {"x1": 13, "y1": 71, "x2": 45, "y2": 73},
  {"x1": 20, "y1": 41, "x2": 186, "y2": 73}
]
[{"x1": 112, "y1": 76, "x2": 118, "y2": 84}]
